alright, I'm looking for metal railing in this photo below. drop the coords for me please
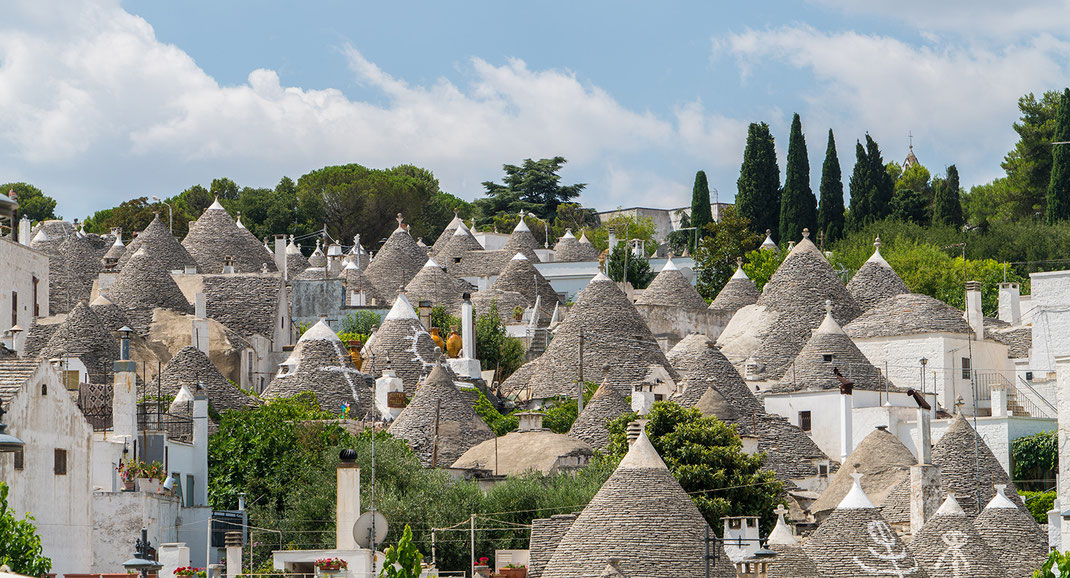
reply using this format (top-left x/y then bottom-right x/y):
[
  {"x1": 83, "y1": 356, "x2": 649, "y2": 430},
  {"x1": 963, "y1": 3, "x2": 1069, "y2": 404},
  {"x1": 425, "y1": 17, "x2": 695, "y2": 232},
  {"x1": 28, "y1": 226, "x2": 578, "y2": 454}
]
[
  {"x1": 1016, "y1": 375, "x2": 1057, "y2": 418},
  {"x1": 137, "y1": 401, "x2": 193, "y2": 442}
]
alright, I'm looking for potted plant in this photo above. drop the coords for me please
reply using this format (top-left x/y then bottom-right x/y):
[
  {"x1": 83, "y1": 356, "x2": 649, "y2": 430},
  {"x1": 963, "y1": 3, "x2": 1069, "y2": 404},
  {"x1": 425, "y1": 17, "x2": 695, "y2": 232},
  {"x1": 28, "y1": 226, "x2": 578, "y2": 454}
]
[
  {"x1": 174, "y1": 567, "x2": 206, "y2": 578},
  {"x1": 132, "y1": 459, "x2": 165, "y2": 493},
  {"x1": 315, "y1": 557, "x2": 348, "y2": 576},
  {"x1": 500, "y1": 564, "x2": 527, "y2": 578},
  {"x1": 116, "y1": 460, "x2": 137, "y2": 491}
]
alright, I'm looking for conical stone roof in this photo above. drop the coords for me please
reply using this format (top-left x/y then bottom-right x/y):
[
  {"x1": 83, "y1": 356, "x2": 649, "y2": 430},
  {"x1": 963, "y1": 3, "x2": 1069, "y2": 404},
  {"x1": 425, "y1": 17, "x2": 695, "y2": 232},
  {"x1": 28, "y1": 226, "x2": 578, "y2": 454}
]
[
  {"x1": 48, "y1": 234, "x2": 100, "y2": 314},
  {"x1": 469, "y1": 289, "x2": 532, "y2": 325},
  {"x1": 666, "y1": 334, "x2": 760, "y2": 413},
  {"x1": 362, "y1": 218, "x2": 427, "y2": 302},
  {"x1": 362, "y1": 291, "x2": 444, "y2": 394},
  {"x1": 804, "y1": 474, "x2": 928, "y2": 577},
  {"x1": 767, "y1": 301, "x2": 891, "y2": 394},
  {"x1": 491, "y1": 253, "x2": 560, "y2": 315},
  {"x1": 387, "y1": 362, "x2": 495, "y2": 467},
  {"x1": 911, "y1": 495, "x2": 1005, "y2": 578},
  {"x1": 405, "y1": 258, "x2": 470, "y2": 312},
  {"x1": 882, "y1": 413, "x2": 1024, "y2": 523},
  {"x1": 501, "y1": 272, "x2": 679, "y2": 400},
  {"x1": 765, "y1": 506, "x2": 820, "y2": 578},
  {"x1": 501, "y1": 217, "x2": 541, "y2": 263},
  {"x1": 528, "y1": 514, "x2": 577, "y2": 578},
  {"x1": 845, "y1": 293, "x2": 973, "y2": 340},
  {"x1": 429, "y1": 211, "x2": 466, "y2": 256},
  {"x1": 308, "y1": 241, "x2": 326, "y2": 268},
  {"x1": 552, "y1": 229, "x2": 585, "y2": 262},
  {"x1": 159, "y1": 346, "x2": 259, "y2": 413},
  {"x1": 106, "y1": 246, "x2": 193, "y2": 325},
  {"x1": 89, "y1": 294, "x2": 133, "y2": 333},
  {"x1": 119, "y1": 214, "x2": 197, "y2": 272},
  {"x1": 435, "y1": 222, "x2": 483, "y2": 265},
  {"x1": 709, "y1": 259, "x2": 760, "y2": 314},
  {"x1": 634, "y1": 258, "x2": 707, "y2": 309},
  {"x1": 847, "y1": 238, "x2": 910, "y2": 311},
  {"x1": 975, "y1": 485, "x2": 1048, "y2": 578},
  {"x1": 729, "y1": 233, "x2": 862, "y2": 380},
  {"x1": 811, "y1": 426, "x2": 917, "y2": 518},
  {"x1": 568, "y1": 378, "x2": 630, "y2": 450},
  {"x1": 261, "y1": 320, "x2": 374, "y2": 415},
  {"x1": 574, "y1": 231, "x2": 601, "y2": 261},
  {"x1": 182, "y1": 199, "x2": 276, "y2": 273},
  {"x1": 541, "y1": 430, "x2": 734, "y2": 578},
  {"x1": 102, "y1": 232, "x2": 125, "y2": 262},
  {"x1": 36, "y1": 301, "x2": 118, "y2": 384},
  {"x1": 285, "y1": 238, "x2": 311, "y2": 280}
]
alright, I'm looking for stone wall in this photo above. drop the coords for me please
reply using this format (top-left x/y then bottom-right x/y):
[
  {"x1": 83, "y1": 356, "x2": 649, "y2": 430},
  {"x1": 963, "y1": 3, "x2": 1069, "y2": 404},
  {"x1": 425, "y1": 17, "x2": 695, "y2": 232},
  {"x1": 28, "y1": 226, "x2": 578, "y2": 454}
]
[{"x1": 635, "y1": 304, "x2": 733, "y2": 350}]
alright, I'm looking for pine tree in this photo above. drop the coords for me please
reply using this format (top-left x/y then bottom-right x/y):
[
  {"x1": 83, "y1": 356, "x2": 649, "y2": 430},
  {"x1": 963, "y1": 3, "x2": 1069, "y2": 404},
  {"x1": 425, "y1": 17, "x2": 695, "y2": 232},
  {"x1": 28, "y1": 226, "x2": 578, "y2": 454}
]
[
  {"x1": 690, "y1": 170, "x2": 713, "y2": 235},
  {"x1": 1048, "y1": 88, "x2": 1070, "y2": 224},
  {"x1": 849, "y1": 134, "x2": 894, "y2": 228},
  {"x1": 848, "y1": 140, "x2": 872, "y2": 227},
  {"x1": 933, "y1": 164, "x2": 964, "y2": 227},
  {"x1": 779, "y1": 113, "x2": 817, "y2": 243},
  {"x1": 817, "y1": 129, "x2": 846, "y2": 243},
  {"x1": 865, "y1": 134, "x2": 894, "y2": 220},
  {"x1": 736, "y1": 122, "x2": 781, "y2": 239}
]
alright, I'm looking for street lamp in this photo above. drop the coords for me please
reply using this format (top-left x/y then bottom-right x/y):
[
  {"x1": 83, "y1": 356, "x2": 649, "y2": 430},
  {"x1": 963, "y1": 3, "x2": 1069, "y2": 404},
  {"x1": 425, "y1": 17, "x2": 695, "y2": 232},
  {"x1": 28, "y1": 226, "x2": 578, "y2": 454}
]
[
  {"x1": 151, "y1": 196, "x2": 173, "y2": 233},
  {"x1": 122, "y1": 528, "x2": 162, "y2": 578},
  {"x1": 0, "y1": 402, "x2": 24, "y2": 452}
]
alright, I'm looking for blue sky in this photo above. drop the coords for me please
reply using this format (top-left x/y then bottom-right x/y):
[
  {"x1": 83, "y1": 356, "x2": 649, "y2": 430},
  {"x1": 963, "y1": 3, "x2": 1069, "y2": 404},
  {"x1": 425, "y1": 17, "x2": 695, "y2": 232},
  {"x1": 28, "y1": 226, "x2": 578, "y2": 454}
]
[{"x1": 2, "y1": 0, "x2": 1069, "y2": 219}]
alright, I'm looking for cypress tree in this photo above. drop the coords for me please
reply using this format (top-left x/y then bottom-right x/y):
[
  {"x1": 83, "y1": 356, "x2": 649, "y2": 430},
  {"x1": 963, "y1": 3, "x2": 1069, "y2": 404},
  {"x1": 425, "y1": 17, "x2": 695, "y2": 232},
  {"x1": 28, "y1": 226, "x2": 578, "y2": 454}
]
[
  {"x1": 865, "y1": 134, "x2": 894, "y2": 220},
  {"x1": 779, "y1": 113, "x2": 817, "y2": 243},
  {"x1": 817, "y1": 129, "x2": 846, "y2": 243},
  {"x1": 933, "y1": 164, "x2": 964, "y2": 227},
  {"x1": 736, "y1": 122, "x2": 781, "y2": 239},
  {"x1": 848, "y1": 140, "x2": 871, "y2": 227},
  {"x1": 690, "y1": 170, "x2": 713, "y2": 235},
  {"x1": 1048, "y1": 88, "x2": 1070, "y2": 224}
]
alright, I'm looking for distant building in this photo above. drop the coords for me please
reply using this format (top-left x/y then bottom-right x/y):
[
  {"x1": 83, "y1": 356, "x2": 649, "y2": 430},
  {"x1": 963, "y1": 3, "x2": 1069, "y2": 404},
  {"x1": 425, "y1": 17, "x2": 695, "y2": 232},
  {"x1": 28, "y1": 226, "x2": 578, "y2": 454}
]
[{"x1": 596, "y1": 203, "x2": 732, "y2": 243}]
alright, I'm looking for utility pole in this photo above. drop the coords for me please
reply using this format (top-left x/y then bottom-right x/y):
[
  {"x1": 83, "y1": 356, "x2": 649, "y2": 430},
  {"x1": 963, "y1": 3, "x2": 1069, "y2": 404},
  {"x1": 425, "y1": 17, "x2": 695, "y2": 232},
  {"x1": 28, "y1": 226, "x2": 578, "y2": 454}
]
[
  {"x1": 470, "y1": 514, "x2": 476, "y2": 577},
  {"x1": 577, "y1": 328, "x2": 585, "y2": 413}
]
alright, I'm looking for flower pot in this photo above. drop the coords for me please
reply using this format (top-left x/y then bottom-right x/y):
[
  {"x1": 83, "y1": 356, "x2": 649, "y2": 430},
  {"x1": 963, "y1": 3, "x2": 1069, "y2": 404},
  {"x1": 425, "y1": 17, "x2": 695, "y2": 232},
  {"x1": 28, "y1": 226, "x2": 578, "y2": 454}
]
[
  {"x1": 315, "y1": 570, "x2": 346, "y2": 578},
  {"x1": 136, "y1": 477, "x2": 161, "y2": 493},
  {"x1": 500, "y1": 569, "x2": 527, "y2": 578},
  {"x1": 121, "y1": 479, "x2": 135, "y2": 491}
]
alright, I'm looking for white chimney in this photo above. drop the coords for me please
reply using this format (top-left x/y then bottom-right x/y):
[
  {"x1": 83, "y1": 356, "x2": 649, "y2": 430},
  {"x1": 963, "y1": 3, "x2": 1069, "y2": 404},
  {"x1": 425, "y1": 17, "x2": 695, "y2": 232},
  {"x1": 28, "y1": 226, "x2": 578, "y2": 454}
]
[
  {"x1": 999, "y1": 282, "x2": 1022, "y2": 325},
  {"x1": 112, "y1": 327, "x2": 138, "y2": 441},
  {"x1": 274, "y1": 235, "x2": 287, "y2": 282},
  {"x1": 447, "y1": 293, "x2": 483, "y2": 379},
  {"x1": 909, "y1": 465, "x2": 942, "y2": 534},
  {"x1": 336, "y1": 449, "x2": 361, "y2": 550},
  {"x1": 222, "y1": 256, "x2": 235, "y2": 274},
  {"x1": 840, "y1": 387, "x2": 853, "y2": 464},
  {"x1": 722, "y1": 516, "x2": 761, "y2": 560},
  {"x1": 192, "y1": 387, "x2": 209, "y2": 507},
  {"x1": 965, "y1": 280, "x2": 984, "y2": 340},
  {"x1": 18, "y1": 215, "x2": 30, "y2": 245},
  {"x1": 917, "y1": 406, "x2": 932, "y2": 465},
  {"x1": 516, "y1": 412, "x2": 545, "y2": 432},
  {"x1": 224, "y1": 532, "x2": 242, "y2": 578},
  {"x1": 193, "y1": 292, "x2": 210, "y2": 353},
  {"x1": 632, "y1": 383, "x2": 656, "y2": 415}
]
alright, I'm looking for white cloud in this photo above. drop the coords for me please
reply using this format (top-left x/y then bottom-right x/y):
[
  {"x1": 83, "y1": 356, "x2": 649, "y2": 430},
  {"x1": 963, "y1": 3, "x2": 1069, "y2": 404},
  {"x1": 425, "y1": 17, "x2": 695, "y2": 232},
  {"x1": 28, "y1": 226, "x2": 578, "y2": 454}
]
[
  {"x1": 809, "y1": 0, "x2": 1070, "y2": 38},
  {"x1": 0, "y1": 0, "x2": 737, "y2": 217},
  {"x1": 720, "y1": 25, "x2": 1070, "y2": 185}
]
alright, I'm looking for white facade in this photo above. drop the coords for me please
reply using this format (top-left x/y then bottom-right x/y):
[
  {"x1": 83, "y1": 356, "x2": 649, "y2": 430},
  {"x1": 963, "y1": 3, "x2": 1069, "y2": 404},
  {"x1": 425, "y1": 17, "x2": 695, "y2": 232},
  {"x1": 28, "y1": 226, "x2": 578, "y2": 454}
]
[
  {"x1": 1030, "y1": 270, "x2": 1070, "y2": 381},
  {"x1": 0, "y1": 236, "x2": 49, "y2": 353},
  {"x1": 596, "y1": 204, "x2": 731, "y2": 243},
  {"x1": 0, "y1": 360, "x2": 93, "y2": 575},
  {"x1": 853, "y1": 332, "x2": 1012, "y2": 414},
  {"x1": 763, "y1": 388, "x2": 937, "y2": 463}
]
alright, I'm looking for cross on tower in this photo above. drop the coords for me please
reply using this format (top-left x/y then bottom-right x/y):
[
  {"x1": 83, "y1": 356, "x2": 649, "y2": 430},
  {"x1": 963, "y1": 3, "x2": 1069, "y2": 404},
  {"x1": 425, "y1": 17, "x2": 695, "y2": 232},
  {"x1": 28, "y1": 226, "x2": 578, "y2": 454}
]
[
  {"x1": 774, "y1": 504, "x2": 789, "y2": 519},
  {"x1": 908, "y1": 130, "x2": 913, "y2": 149}
]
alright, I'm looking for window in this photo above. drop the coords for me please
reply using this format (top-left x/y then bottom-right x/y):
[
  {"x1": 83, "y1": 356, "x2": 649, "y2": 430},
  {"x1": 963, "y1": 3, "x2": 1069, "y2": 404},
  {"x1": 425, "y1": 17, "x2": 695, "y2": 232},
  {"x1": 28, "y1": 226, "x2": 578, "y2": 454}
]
[
  {"x1": 654, "y1": 394, "x2": 664, "y2": 402},
  {"x1": 818, "y1": 463, "x2": 829, "y2": 478},
  {"x1": 798, "y1": 411, "x2": 812, "y2": 432},
  {"x1": 54, "y1": 448, "x2": 67, "y2": 475},
  {"x1": 40, "y1": 383, "x2": 46, "y2": 396},
  {"x1": 10, "y1": 291, "x2": 16, "y2": 326},
  {"x1": 186, "y1": 474, "x2": 195, "y2": 508},
  {"x1": 962, "y1": 357, "x2": 971, "y2": 380},
  {"x1": 31, "y1": 277, "x2": 39, "y2": 317},
  {"x1": 13, "y1": 448, "x2": 23, "y2": 470},
  {"x1": 822, "y1": 354, "x2": 834, "y2": 363}
]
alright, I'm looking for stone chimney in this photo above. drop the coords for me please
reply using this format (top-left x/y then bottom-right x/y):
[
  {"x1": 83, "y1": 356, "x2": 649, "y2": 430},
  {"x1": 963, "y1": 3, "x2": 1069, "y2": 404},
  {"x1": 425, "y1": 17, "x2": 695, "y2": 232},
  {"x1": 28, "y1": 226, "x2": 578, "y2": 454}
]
[
  {"x1": 326, "y1": 243, "x2": 344, "y2": 276},
  {"x1": 909, "y1": 464, "x2": 941, "y2": 535},
  {"x1": 274, "y1": 235, "x2": 287, "y2": 282},
  {"x1": 516, "y1": 412, "x2": 545, "y2": 432},
  {"x1": 446, "y1": 293, "x2": 482, "y2": 379},
  {"x1": 999, "y1": 282, "x2": 1022, "y2": 325},
  {"x1": 965, "y1": 280, "x2": 984, "y2": 341},
  {"x1": 626, "y1": 419, "x2": 646, "y2": 445},
  {"x1": 222, "y1": 256, "x2": 235, "y2": 275},
  {"x1": 723, "y1": 516, "x2": 761, "y2": 561},
  {"x1": 224, "y1": 531, "x2": 242, "y2": 578},
  {"x1": 17, "y1": 215, "x2": 30, "y2": 246},
  {"x1": 336, "y1": 448, "x2": 361, "y2": 550},
  {"x1": 375, "y1": 367, "x2": 405, "y2": 421},
  {"x1": 192, "y1": 386, "x2": 209, "y2": 507},
  {"x1": 112, "y1": 327, "x2": 137, "y2": 441}
]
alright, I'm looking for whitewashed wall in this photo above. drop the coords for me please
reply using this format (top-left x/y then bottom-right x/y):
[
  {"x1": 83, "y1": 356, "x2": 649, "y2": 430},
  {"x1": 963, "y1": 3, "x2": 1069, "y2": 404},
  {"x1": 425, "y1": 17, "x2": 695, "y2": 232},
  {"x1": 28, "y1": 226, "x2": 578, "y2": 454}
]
[{"x1": 0, "y1": 238, "x2": 49, "y2": 352}]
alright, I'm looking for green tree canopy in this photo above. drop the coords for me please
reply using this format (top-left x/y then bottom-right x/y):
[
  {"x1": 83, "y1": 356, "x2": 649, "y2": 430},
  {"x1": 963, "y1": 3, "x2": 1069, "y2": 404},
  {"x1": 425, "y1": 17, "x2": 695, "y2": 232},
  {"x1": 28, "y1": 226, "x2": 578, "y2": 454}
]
[
  {"x1": 1, "y1": 182, "x2": 58, "y2": 223},
  {"x1": 779, "y1": 113, "x2": 817, "y2": 243},
  {"x1": 606, "y1": 244, "x2": 655, "y2": 289},
  {"x1": 890, "y1": 163, "x2": 933, "y2": 225},
  {"x1": 476, "y1": 157, "x2": 586, "y2": 222},
  {"x1": 0, "y1": 482, "x2": 52, "y2": 575},
  {"x1": 1048, "y1": 88, "x2": 1070, "y2": 224},
  {"x1": 692, "y1": 206, "x2": 761, "y2": 300},
  {"x1": 1004, "y1": 91, "x2": 1060, "y2": 220},
  {"x1": 606, "y1": 402, "x2": 784, "y2": 534},
  {"x1": 736, "y1": 122, "x2": 781, "y2": 239},
  {"x1": 848, "y1": 134, "x2": 894, "y2": 228},
  {"x1": 690, "y1": 171, "x2": 713, "y2": 235},
  {"x1": 817, "y1": 129, "x2": 846, "y2": 243}
]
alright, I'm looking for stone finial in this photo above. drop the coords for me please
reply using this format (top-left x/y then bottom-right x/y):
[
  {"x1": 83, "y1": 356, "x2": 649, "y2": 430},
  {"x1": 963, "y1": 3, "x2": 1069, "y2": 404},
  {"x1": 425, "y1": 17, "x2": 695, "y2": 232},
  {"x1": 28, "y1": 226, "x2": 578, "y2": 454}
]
[
  {"x1": 874, "y1": 236, "x2": 882, "y2": 249},
  {"x1": 433, "y1": 346, "x2": 443, "y2": 362},
  {"x1": 802, "y1": 228, "x2": 810, "y2": 239},
  {"x1": 315, "y1": 239, "x2": 321, "y2": 250},
  {"x1": 825, "y1": 299, "x2": 833, "y2": 316},
  {"x1": 766, "y1": 228, "x2": 771, "y2": 236},
  {"x1": 396, "y1": 212, "x2": 404, "y2": 226},
  {"x1": 289, "y1": 234, "x2": 295, "y2": 244},
  {"x1": 736, "y1": 256, "x2": 743, "y2": 268},
  {"x1": 261, "y1": 263, "x2": 269, "y2": 274},
  {"x1": 454, "y1": 207, "x2": 459, "y2": 216},
  {"x1": 774, "y1": 504, "x2": 789, "y2": 518},
  {"x1": 397, "y1": 285, "x2": 406, "y2": 295}
]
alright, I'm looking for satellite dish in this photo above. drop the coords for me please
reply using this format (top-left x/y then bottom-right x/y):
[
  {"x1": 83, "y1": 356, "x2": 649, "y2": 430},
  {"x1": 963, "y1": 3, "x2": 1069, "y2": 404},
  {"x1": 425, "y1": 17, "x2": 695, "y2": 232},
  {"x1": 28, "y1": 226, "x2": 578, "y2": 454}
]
[{"x1": 353, "y1": 510, "x2": 388, "y2": 549}]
